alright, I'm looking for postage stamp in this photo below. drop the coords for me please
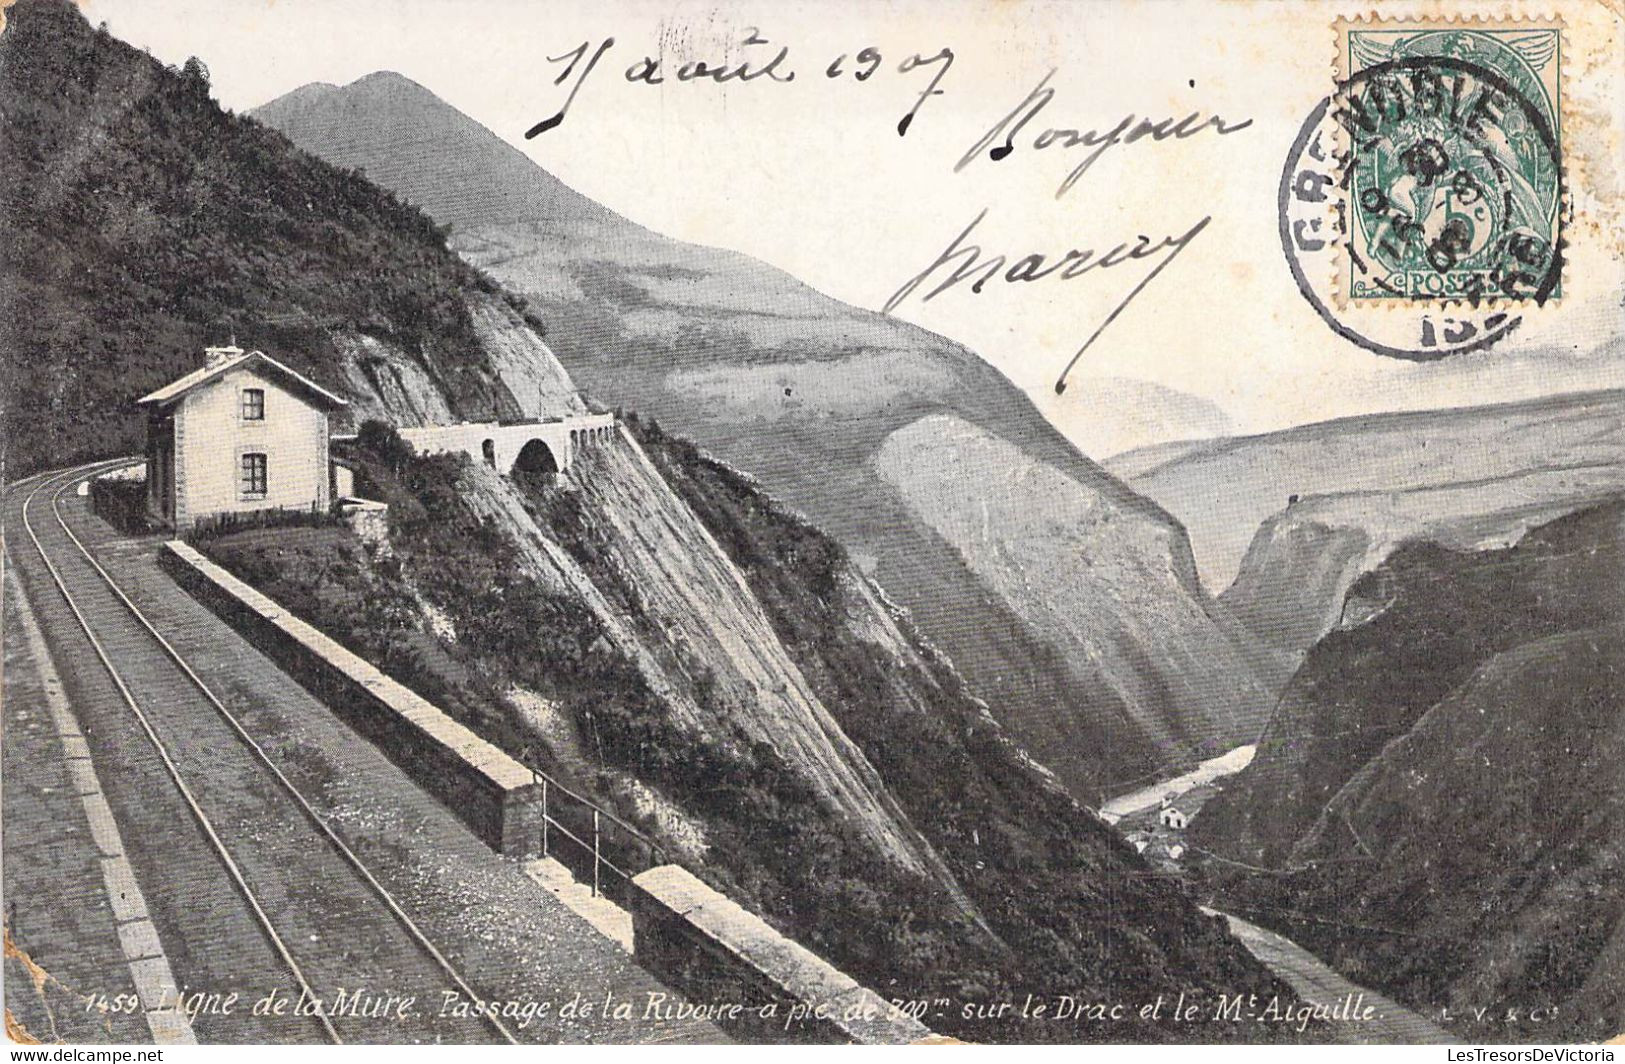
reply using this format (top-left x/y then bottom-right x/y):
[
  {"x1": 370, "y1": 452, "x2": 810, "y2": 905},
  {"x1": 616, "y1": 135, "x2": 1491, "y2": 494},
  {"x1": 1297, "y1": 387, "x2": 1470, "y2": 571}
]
[
  {"x1": 1334, "y1": 18, "x2": 1564, "y2": 306},
  {"x1": 1280, "y1": 17, "x2": 1566, "y2": 360}
]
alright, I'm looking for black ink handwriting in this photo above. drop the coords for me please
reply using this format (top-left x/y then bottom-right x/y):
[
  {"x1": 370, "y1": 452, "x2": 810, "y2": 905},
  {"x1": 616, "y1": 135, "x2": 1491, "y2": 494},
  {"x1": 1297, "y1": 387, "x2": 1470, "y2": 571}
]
[
  {"x1": 527, "y1": 38, "x2": 615, "y2": 138},
  {"x1": 957, "y1": 70, "x2": 1253, "y2": 198},
  {"x1": 881, "y1": 209, "x2": 1212, "y2": 392}
]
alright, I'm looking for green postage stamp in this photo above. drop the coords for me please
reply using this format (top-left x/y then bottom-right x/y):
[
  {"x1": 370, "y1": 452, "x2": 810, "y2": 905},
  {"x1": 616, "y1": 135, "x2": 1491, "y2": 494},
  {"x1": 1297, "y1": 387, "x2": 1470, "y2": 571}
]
[{"x1": 1333, "y1": 18, "x2": 1563, "y2": 305}]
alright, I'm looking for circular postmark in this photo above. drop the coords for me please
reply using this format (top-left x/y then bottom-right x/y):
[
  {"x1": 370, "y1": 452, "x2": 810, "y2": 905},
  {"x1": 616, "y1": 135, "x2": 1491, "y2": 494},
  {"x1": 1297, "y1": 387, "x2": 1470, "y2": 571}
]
[{"x1": 1280, "y1": 53, "x2": 1563, "y2": 361}]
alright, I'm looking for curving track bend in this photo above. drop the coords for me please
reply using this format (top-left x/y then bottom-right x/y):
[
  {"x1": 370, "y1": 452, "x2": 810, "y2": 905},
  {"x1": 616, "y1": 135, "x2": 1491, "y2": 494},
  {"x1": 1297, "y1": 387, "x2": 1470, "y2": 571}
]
[{"x1": 5, "y1": 462, "x2": 715, "y2": 1044}]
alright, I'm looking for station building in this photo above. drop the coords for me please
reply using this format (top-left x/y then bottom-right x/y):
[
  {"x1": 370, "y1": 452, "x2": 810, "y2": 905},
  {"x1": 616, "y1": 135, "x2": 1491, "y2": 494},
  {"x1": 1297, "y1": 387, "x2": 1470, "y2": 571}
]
[{"x1": 137, "y1": 345, "x2": 348, "y2": 531}]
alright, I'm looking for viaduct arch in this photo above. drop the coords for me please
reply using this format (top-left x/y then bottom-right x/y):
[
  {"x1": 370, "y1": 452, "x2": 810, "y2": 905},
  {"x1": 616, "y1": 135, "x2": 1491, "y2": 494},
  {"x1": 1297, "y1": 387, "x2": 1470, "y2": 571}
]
[{"x1": 398, "y1": 414, "x2": 617, "y2": 476}]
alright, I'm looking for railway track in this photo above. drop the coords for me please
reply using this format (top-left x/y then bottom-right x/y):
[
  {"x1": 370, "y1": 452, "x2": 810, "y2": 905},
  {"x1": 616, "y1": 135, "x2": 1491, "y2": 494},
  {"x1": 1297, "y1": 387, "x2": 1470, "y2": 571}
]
[{"x1": 10, "y1": 462, "x2": 520, "y2": 1044}]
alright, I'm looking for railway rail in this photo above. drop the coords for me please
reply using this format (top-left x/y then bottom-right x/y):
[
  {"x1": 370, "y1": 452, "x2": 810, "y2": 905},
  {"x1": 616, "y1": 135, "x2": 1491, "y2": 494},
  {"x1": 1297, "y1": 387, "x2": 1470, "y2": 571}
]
[{"x1": 11, "y1": 461, "x2": 519, "y2": 1044}]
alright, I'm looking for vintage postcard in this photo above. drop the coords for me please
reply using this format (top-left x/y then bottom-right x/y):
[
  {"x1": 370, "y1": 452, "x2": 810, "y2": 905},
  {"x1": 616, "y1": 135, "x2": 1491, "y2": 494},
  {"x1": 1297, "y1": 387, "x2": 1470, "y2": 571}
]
[{"x1": 2, "y1": 0, "x2": 1622, "y2": 1051}]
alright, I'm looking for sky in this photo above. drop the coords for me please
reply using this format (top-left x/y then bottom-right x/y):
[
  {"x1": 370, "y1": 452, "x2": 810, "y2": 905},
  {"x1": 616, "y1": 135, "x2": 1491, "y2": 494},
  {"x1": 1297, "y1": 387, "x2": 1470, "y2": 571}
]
[{"x1": 77, "y1": 0, "x2": 1625, "y2": 454}]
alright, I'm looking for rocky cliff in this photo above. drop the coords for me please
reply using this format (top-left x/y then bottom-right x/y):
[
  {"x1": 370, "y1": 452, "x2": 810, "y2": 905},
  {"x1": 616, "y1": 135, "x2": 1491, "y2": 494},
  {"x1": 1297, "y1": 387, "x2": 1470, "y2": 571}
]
[
  {"x1": 1219, "y1": 462, "x2": 1625, "y2": 666},
  {"x1": 252, "y1": 71, "x2": 1277, "y2": 790},
  {"x1": 454, "y1": 429, "x2": 947, "y2": 879},
  {"x1": 1111, "y1": 390, "x2": 1625, "y2": 665},
  {"x1": 1192, "y1": 501, "x2": 1625, "y2": 1041},
  {"x1": 875, "y1": 414, "x2": 1284, "y2": 783}
]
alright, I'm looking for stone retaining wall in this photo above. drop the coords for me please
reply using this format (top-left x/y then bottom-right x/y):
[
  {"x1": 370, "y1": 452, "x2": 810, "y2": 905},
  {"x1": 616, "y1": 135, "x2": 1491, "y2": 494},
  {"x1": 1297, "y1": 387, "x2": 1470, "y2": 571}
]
[
  {"x1": 161, "y1": 542, "x2": 936, "y2": 1044},
  {"x1": 160, "y1": 541, "x2": 544, "y2": 856},
  {"x1": 628, "y1": 865, "x2": 933, "y2": 1045}
]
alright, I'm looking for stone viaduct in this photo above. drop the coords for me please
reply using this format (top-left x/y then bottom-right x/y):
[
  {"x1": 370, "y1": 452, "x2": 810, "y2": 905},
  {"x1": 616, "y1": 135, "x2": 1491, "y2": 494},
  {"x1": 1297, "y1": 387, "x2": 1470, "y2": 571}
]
[{"x1": 398, "y1": 414, "x2": 617, "y2": 476}]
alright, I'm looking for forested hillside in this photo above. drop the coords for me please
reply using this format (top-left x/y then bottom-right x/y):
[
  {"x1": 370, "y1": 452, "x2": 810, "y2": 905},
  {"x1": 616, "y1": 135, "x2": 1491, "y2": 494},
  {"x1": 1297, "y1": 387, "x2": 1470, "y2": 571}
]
[
  {"x1": 0, "y1": 0, "x2": 544, "y2": 473},
  {"x1": 1194, "y1": 501, "x2": 1625, "y2": 1041}
]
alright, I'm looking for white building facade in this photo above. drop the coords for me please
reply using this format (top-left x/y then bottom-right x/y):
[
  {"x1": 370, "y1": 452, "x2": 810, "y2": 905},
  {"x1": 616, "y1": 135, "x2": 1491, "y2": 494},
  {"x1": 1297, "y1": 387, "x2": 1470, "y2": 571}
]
[{"x1": 138, "y1": 346, "x2": 348, "y2": 531}]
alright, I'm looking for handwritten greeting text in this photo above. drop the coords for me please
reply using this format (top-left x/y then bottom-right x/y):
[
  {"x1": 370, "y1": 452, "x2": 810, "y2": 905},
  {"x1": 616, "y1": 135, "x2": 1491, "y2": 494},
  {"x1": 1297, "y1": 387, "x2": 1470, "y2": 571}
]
[{"x1": 524, "y1": 26, "x2": 1255, "y2": 392}]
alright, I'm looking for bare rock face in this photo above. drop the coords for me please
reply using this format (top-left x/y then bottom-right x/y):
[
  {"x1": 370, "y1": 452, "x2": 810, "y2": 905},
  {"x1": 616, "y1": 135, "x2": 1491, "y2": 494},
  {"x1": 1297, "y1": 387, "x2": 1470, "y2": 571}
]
[
  {"x1": 332, "y1": 333, "x2": 461, "y2": 428},
  {"x1": 331, "y1": 294, "x2": 585, "y2": 429},
  {"x1": 466, "y1": 300, "x2": 590, "y2": 419},
  {"x1": 455, "y1": 431, "x2": 950, "y2": 881},
  {"x1": 253, "y1": 74, "x2": 1280, "y2": 791},
  {"x1": 1220, "y1": 515, "x2": 1373, "y2": 668},
  {"x1": 874, "y1": 414, "x2": 1282, "y2": 795},
  {"x1": 1221, "y1": 465, "x2": 1625, "y2": 665}
]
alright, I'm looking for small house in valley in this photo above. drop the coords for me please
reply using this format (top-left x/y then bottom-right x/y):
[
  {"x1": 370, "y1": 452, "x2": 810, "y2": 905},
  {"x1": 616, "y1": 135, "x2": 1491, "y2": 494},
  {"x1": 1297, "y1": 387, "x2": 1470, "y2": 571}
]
[
  {"x1": 1159, "y1": 806, "x2": 1188, "y2": 830},
  {"x1": 138, "y1": 345, "x2": 348, "y2": 531}
]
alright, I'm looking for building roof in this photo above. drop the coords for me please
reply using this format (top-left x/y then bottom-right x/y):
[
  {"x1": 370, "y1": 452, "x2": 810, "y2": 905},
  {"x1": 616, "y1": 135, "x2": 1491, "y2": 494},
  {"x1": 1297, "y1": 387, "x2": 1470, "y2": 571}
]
[{"x1": 137, "y1": 348, "x2": 348, "y2": 410}]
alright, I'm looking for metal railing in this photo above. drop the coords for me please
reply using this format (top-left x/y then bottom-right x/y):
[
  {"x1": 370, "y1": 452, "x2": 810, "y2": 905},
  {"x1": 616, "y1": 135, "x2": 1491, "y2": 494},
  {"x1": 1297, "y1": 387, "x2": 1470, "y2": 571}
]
[{"x1": 526, "y1": 763, "x2": 669, "y2": 901}]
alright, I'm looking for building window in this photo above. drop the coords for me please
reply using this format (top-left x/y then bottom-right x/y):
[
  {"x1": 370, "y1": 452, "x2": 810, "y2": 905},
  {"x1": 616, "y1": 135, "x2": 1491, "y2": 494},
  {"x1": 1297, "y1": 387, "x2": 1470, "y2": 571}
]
[
  {"x1": 240, "y1": 453, "x2": 268, "y2": 497},
  {"x1": 241, "y1": 388, "x2": 265, "y2": 421}
]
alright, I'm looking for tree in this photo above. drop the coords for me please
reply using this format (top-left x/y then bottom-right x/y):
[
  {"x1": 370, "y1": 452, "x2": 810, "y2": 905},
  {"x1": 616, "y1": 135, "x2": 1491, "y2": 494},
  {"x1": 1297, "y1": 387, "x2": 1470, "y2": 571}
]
[{"x1": 181, "y1": 56, "x2": 209, "y2": 93}]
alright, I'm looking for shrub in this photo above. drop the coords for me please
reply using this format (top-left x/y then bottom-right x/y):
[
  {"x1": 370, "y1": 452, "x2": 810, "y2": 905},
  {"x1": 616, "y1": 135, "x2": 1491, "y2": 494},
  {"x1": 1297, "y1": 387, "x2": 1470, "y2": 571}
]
[
  {"x1": 89, "y1": 474, "x2": 150, "y2": 534},
  {"x1": 186, "y1": 504, "x2": 339, "y2": 541}
]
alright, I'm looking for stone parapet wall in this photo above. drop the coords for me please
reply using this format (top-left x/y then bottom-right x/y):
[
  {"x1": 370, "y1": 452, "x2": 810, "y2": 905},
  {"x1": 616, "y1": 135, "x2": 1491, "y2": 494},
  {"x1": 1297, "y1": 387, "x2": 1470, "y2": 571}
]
[
  {"x1": 159, "y1": 541, "x2": 544, "y2": 856},
  {"x1": 160, "y1": 541, "x2": 931, "y2": 1045},
  {"x1": 628, "y1": 865, "x2": 934, "y2": 1045}
]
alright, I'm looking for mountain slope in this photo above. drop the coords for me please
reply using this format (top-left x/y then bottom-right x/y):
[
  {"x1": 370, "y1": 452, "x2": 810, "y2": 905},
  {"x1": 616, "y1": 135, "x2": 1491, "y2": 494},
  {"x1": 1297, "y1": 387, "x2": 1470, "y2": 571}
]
[
  {"x1": 0, "y1": 0, "x2": 930, "y2": 902},
  {"x1": 206, "y1": 422, "x2": 1297, "y2": 1043},
  {"x1": 1191, "y1": 501, "x2": 1625, "y2": 1041},
  {"x1": 1109, "y1": 389, "x2": 1625, "y2": 592},
  {"x1": 1221, "y1": 463, "x2": 1625, "y2": 663},
  {"x1": 252, "y1": 73, "x2": 623, "y2": 232},
  {"x1": 1196, "y1": 500, "x2": 1625, "y2": 867},
  {"x1": 1109, "y1": 391, "x2": 1625, "y2": 664},
  {"x1": 253, "y1": 72, "x2": 1277, "y2": 790}
]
